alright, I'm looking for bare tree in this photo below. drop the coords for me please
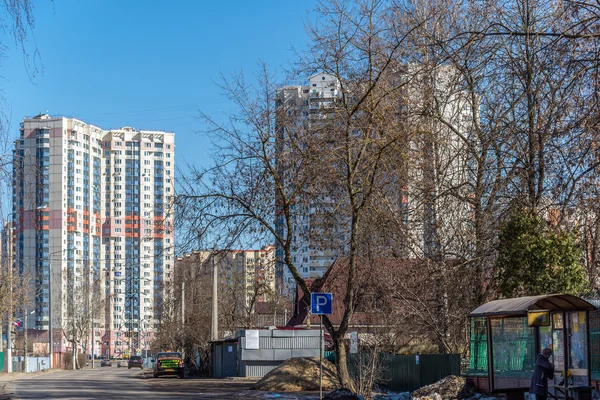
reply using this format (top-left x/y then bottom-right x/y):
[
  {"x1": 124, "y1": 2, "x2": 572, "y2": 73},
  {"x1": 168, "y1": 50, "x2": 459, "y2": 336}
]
[
  {"x1": 60, "y1": 272, "x2": 105, "y2": 369},
  {"x1": 176, "y1": 0, "x2": 600, "y2": 389},
  {"x1": 176, "y1": 0, "x2": 427, "y2": 388},
  {"x1": 0, "y1": 0, "x2": 39, "y2": 335}
]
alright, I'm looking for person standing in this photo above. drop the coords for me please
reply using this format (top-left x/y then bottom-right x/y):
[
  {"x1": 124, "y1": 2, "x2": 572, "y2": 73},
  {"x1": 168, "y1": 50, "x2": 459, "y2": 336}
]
[{"x1": 530, "y1": 348, "x2": 555, "y2": 400}]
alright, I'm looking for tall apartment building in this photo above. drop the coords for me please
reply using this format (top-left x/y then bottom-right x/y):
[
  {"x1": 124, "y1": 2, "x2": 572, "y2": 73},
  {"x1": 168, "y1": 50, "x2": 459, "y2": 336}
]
[
  {"x1": 12, "y1": 114, "x2": 175, "y2": 357},
  {"x1": 102, "y1": 126, "x2": 175, "y2": 357},
  {"x1": 275, "y1": 73, "x2": 343, "y2": 292},
  {"x1": 274, "y1": 69, "x2": 473, "y2": 293}
]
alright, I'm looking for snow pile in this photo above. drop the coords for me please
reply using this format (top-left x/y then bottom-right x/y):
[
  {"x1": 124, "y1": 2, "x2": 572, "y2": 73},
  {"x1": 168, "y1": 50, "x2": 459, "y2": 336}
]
[
  {"x1": 373, "y1": 393, "x2": 412, "y2": 400},
  {"x1": 251, "y1": 357, "x2": 341, "y2": 392}
]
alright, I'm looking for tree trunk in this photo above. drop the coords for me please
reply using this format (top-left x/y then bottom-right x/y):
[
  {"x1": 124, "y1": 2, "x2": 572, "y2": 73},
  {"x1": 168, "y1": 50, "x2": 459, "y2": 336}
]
[
  {"x1": 436, "y1": 264, "x2": 450, "y2": 353},
  {"x1": 333, "y1": 333, "x2": 355, "y2": 391},
  {"x1": 474, "y1": 196, "x2": 486, "y2": 306}
]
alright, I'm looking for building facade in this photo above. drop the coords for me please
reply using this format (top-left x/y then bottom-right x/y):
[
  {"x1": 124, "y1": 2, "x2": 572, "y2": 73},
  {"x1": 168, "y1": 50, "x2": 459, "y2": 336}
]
[
  {"x1": 275, "y1": 73, "x2": 343, "y2": 292},
  {"x1": 12, "y1": 114, "x2": 175, "y2": 357},
  {"x1": 101, "y1": 126, "x2": 175, "y2": 357},
  {"x1": 274, "y1": 68, "x2": 474, "y2": 293},
  {"x1": 175, "y1": 244, "x2": 275, "y2": 327}
]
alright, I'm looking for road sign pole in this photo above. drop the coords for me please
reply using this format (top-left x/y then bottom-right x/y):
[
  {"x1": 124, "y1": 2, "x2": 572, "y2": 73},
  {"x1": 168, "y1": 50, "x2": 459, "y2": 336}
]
[
  {"x1": 320, "y1": 314, "x2": 323, "y2": 400},
  {"x1": 311, "y1": 292, "x2": 332, "y2": 400}
]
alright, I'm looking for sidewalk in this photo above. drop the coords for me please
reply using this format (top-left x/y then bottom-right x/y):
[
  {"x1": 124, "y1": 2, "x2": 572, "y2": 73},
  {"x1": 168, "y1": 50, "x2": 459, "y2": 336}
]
[{"x1": 0, "y1": 368, "x2": 62, "y2": 382}]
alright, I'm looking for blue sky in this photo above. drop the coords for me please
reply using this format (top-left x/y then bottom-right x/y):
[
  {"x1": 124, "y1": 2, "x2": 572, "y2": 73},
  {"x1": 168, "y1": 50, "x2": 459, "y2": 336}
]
[{"x1": 1, "y1": 0, "x2": 315, "y2": 172}]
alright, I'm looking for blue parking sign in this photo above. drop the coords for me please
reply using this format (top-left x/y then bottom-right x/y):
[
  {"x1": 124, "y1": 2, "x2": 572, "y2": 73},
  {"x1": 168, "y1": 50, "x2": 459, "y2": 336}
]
[{"x1": 311, "y1": 293, "x2": 333, "y2": 315}]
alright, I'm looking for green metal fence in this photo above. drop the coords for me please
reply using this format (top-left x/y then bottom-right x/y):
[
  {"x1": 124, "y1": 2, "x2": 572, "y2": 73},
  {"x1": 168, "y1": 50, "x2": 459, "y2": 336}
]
[
  {"x1": 324, "y1": 351, "x2": 336, "y2": 362},
  {"x1": 324, "y1": 352, "x2": 460, "y2": 392},
  {"x1": 0, "y1": 351, "x2": 3, "y2": 372}
]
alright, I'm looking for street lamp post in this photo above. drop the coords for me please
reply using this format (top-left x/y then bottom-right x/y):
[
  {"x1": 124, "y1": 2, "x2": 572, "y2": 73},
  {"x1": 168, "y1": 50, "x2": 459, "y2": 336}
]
[{"x1": 5, "y1": 242, "x2": 14, "y2": 373}]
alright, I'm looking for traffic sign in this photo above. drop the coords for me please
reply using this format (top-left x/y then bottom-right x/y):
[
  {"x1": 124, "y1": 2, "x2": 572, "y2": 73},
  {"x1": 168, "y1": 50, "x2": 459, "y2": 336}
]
[{"x1": 311, "y1": 293, "x2": 333, "y2": 315}]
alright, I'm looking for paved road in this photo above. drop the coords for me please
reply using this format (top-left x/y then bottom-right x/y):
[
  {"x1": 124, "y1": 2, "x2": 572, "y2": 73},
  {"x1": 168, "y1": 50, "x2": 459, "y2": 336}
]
[
  {"x1": 4, "y1": 368, "x2": 321, "y2": 400},
  {"x1": 8, "y1": 368, "x2": 200, "y2": 400}
]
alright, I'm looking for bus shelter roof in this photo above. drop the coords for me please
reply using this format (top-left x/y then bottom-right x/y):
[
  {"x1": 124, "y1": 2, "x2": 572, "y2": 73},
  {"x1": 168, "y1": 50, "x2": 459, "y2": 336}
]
[{"x1": 469, "y1": 294, "x2": 595, "y2": 317}]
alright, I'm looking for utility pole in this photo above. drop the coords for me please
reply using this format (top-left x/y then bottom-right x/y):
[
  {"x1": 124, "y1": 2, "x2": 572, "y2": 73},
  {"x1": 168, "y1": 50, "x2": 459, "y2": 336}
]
[
  {"x1": 24, "y1": 309, "x2": 30, "y2": 373},
  {"x1": 6, "y1": 249, "x2": 12, "y2": 373},
  {"x1": 48, "y1": 255, "x2": 55, "y2": 371},
  {"x1": 129, "y1": 275, "x2": 132, "y2": 356},
  {"x1": 91, "y1": 319, "x2": 94, "y2": 369},
  {"x1": 47, "y1": 250, "x2": 65, "y2": 371},
  {"x1": 90, "y1": 287, "x2": 95, "y2": 371},
  {"x1": 181, "y1": 281, "x2": 185, "y2": 325},
  {"x1": 6, "y1": 318, "x2": 11, "y2": 373},
  {"x1": 211, "y1": 243, "x2": 218, "y2": 341},
  {"x1": 49, "y1": 270, "x2": 52, "y2": 370},
  {"x1": 71, "y1": 268, "x2": 76, "y2": 370}
]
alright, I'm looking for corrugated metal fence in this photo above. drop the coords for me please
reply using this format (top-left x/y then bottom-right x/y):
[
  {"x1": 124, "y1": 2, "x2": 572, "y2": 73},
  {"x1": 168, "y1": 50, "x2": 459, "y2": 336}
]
[
  {"x1": 235, "y1": 329, "x2": 321, "y2": 378},
  {"x1": 327, "y1": 352, "x2": 461, "y2": 393}
]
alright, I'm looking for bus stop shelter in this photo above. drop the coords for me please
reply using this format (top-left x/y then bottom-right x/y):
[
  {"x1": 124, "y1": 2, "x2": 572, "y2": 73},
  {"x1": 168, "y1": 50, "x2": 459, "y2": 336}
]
[{"x1": 466, "y1": 294, "x2": 595, "y2": 400}]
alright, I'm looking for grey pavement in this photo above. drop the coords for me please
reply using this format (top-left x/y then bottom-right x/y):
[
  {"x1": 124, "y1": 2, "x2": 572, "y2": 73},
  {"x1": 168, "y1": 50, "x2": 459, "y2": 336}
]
[
  {"x1": 0, "y1": 368, "x2": 322, "y2": 400},
  {"x1": 2, "y1": 368, "x2": 193, "y2": 400}
]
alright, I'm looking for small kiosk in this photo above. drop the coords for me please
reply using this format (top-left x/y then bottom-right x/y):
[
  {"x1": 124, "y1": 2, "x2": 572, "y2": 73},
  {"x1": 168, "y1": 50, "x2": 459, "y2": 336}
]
[{"x1": 466, "y1": 294, "x2": 595, "y2": 400}]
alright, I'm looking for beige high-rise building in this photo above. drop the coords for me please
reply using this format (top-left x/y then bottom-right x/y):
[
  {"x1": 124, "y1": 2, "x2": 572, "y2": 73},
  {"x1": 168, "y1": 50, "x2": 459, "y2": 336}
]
[{"x1": 175, "y1": 244, "x2": 275, "y2": 319}]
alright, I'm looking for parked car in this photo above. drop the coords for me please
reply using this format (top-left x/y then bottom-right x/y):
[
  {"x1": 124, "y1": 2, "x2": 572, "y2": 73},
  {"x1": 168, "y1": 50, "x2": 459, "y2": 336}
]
[
  {"x1": 152, "y1": 352, "x2": 184, "y2": 378},
  {"x1": 128, "y1": 355, "x2": 143, "y2": 369},
  {"x1": 100, "y1": 359, "x2": 112, "y2": 367}
]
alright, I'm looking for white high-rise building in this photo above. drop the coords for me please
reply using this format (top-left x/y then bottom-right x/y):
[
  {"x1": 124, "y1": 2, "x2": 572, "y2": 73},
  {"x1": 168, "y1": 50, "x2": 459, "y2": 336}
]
[
  {"x1": 102, "y1": 126, "x2": 175, "y2": 357},
  {"x1": 12, "y1": 114, "x2": 175, "y2": 357},
  {"x1": 275, "y1": 73, "x2": 343, "y2": 292}
]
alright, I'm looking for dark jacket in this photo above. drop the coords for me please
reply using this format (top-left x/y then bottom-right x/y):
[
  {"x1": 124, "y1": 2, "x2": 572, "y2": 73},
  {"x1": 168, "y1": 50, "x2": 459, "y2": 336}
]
[{"x1": 530, "y1": 353, "x2": 555, "y2": 395}]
